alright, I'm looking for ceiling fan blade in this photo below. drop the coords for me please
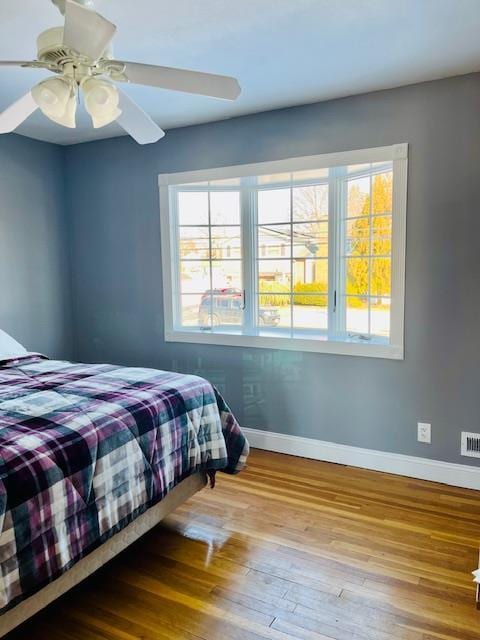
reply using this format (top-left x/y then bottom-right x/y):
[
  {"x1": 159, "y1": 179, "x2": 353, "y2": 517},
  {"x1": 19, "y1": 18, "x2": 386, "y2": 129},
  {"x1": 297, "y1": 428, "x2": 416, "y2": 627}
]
[
  {"x1": 116, "y1": 90, "x2": 165, "y2": 145},
  {"x1": 0, "y1": 92, "x2": 38, "y2": 134},
  {"x1": 112, "y1": 61, "x2": 241, "y2": 100},
  {"x1": 0, "y1": 60, "x2": 51, "y2": 69},
  {"x1": 0, "y1": 61, "x2": 35, "y2": 67},
  {"x1": 63, "y1": 0, "x2": 116, "y2": 61}
]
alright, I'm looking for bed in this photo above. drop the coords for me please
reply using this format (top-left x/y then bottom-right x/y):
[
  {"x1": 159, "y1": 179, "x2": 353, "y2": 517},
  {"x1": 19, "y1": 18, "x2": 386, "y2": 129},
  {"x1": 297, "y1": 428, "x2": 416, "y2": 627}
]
[{"x1": 0, "y1": 348, "x2": 248, "y2": 636}]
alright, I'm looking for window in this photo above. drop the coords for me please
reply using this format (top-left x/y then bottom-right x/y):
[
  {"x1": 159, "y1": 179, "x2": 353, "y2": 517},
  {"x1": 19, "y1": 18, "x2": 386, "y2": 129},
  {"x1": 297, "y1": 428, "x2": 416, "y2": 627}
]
[{"x1": 159, "y1": 145, "x2": 407, "y2": 359}]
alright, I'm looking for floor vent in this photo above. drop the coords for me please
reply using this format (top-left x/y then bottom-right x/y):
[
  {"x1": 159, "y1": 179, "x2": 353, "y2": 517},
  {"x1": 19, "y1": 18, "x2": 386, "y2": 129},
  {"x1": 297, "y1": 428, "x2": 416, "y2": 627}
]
[{"x1": 461, "y1": 432, "x2": 480, "y2": 458}]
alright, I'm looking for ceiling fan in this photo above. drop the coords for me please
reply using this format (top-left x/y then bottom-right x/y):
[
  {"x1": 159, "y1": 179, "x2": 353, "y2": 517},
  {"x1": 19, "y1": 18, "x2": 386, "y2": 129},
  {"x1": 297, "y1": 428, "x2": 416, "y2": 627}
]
[{"x1": 0, "y1": 0, "x2": 241, "y2": 144}]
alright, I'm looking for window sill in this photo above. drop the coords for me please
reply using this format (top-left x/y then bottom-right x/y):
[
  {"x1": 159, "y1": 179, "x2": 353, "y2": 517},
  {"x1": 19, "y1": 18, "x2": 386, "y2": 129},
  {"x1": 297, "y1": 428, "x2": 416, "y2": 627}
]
[{"x1": 165, "y1": 328, "x2": 404, "y2": 360}]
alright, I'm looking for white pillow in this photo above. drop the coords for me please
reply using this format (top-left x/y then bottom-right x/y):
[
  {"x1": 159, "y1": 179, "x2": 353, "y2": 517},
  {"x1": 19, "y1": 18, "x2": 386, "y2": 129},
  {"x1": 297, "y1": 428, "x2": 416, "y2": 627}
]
[{"x1": 0, "y1": 329, "x2": 28, "y2": 360}]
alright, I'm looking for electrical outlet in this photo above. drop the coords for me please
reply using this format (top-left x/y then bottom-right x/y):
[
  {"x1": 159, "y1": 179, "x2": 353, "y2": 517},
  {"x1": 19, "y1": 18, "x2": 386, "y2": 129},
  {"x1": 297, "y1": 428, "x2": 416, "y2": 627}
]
[{"x1": 417, "y1": 422, "x2": 431, "y2": 444}]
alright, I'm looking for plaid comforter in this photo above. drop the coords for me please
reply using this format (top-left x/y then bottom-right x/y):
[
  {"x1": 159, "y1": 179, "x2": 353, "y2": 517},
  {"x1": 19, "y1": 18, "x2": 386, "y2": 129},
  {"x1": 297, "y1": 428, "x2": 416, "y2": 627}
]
[{"x1": 0, "y1": 356, "x2": 248, "y2": 613}]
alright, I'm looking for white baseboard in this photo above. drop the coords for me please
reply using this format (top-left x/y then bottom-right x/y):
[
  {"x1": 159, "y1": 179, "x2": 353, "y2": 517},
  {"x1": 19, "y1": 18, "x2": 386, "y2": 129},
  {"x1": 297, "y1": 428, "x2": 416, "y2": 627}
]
[{"x1": 243, "y1": 428, "x2": 480, "y2": 491}]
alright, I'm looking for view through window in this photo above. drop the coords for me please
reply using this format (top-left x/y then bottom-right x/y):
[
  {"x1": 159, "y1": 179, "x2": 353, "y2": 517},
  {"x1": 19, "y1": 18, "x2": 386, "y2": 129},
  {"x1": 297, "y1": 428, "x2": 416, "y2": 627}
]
[{"x1": 161, "y1": 146, "x2": 406, "y2": 358}]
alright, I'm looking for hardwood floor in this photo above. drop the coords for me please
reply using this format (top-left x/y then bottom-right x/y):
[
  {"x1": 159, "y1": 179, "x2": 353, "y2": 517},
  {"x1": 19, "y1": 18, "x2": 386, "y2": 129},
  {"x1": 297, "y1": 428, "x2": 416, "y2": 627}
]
[{"x1": 7, "y1": 449, "x2": 480, "y2": 640}]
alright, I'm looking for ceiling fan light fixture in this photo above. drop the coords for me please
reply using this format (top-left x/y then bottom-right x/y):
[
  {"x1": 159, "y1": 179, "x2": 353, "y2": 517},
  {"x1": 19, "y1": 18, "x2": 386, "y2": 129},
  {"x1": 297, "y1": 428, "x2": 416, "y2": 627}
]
[
  {"x1": 0, "y1": 1, "x2": 240, "y2": 143},
  {"x1": 48, "y1": 95, "x2": 77, "y2": 129},
  {"x1": 31, "y1": 77, "x2": 77, "y2": 128},
  {"x1": 82, "y1": 77, "x2": 121, "y2": 128}
]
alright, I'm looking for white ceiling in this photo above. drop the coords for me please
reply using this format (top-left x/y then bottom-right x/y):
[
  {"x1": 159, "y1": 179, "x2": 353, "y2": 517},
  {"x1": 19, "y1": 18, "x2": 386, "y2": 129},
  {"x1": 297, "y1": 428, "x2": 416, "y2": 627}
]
[{"x1": 1, "y1": 0, "x2": 480, "y2": 145}]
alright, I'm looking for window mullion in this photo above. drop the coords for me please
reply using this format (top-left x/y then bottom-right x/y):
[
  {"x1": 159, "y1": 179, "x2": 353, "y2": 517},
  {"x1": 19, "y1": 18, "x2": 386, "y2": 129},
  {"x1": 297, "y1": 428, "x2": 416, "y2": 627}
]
[
  {"x1": 328, "y1": 166, "x2": 346, "y2": 338},
  {"x1": 207, "y1": 191, "x2": 214, "y2": 330},
  {"x1": 240, "y1": 177, "x2": 255, "y2": 335},
  {"x1": 290, "y1": 186, "x2": 294, "y2": 338},
  {"x1": 367, "y1": 173, "x2": 373, "y2": 336},
  {"x1": 337, "y1": 171, "x2": 347, "y2": 337}
]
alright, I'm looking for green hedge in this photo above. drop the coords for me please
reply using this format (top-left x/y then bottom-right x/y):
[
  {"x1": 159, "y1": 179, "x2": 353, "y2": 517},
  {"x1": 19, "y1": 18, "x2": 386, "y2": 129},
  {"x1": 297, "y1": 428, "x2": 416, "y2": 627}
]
[
  {"x1": 293, "y1": 282, "x2": 327, "y2": 306},
  {"x1": 258, "y1": 281, "x2": 329, "y2": 307},
  {"x1": 259, "y1": 281, "x2": 290, "y2": 306}
]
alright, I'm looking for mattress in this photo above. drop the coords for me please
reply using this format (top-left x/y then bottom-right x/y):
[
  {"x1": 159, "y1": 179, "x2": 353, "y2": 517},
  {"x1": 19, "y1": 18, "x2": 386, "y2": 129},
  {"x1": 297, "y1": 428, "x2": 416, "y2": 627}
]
[{"x1": 0, "y1": 355, "x2": 248, "y2": 614}]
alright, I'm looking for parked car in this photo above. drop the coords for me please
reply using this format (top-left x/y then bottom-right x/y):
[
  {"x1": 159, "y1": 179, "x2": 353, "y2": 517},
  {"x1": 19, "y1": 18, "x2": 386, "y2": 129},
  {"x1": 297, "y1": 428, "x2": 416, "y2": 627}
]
[{"x1": 199, "y1": 289, "x2": 280, "y2": 327}]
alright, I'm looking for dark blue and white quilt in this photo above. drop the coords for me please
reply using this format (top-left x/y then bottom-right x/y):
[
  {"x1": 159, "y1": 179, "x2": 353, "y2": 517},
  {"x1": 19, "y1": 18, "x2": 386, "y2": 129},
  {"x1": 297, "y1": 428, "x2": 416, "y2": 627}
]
[{"x1": 0, "y1": 355, "x2": 248, "y2": 612}]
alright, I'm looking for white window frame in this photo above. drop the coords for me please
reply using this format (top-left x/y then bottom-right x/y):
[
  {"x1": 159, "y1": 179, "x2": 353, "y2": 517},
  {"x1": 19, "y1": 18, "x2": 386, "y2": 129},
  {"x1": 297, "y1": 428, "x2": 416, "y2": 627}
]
[{"x1": 159, "y1": 144, "x2": 408, "y2": 360}]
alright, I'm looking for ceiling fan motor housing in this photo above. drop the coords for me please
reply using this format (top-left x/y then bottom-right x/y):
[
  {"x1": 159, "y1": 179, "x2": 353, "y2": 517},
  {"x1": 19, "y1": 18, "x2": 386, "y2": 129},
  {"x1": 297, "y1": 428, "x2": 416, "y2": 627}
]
[
  {"x1": 37, "y1": 27, "x2": 113, "y2": 69},
  {"x1": 37, "y1": 27, "x2": 70, "y2": 65}
]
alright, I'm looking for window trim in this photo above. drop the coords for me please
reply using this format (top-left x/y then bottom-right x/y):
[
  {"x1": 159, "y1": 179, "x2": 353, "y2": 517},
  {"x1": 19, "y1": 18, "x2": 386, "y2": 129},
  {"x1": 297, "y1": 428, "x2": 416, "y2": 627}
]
[{"x1": 159, "y1": 144, "x2": 408, "y2": 360}]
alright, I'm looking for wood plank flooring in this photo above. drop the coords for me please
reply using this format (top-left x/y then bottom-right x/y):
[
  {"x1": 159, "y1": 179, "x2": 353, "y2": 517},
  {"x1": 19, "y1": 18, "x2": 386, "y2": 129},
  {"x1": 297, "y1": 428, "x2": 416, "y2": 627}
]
[{"x1": 6, "y1": 449, "x2": 480, "y2": 640}]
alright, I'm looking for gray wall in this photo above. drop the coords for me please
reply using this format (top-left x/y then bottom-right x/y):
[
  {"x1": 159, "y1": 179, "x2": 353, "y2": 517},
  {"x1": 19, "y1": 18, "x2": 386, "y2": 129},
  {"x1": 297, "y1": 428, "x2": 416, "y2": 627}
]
[
  {"x1": 0, "y1": 135, "x2": 72, "y2": 358},
  {"x1": 64, "y1": 73, "x2": 480, "y2": 466}
]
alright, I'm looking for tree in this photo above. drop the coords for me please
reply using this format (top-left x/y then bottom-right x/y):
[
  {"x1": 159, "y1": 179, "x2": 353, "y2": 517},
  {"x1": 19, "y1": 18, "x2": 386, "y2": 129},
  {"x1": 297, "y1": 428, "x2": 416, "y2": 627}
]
[
  {"x1": 347, "y1": 173, "x2": 392, "y2": 305},
  {"x1": 292, "y1": 185, "x2": 329, "y2": 259}
]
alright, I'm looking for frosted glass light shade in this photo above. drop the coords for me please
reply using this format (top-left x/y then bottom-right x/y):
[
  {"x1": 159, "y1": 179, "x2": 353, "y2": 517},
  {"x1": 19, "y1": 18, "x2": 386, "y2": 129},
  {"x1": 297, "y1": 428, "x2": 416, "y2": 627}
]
[
  {"x1": 31, "y1": 77, "x2": 77, "y2": 128},
  {"x1": 82, "y1": 78, "x2": 121, "y2": 128}
]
